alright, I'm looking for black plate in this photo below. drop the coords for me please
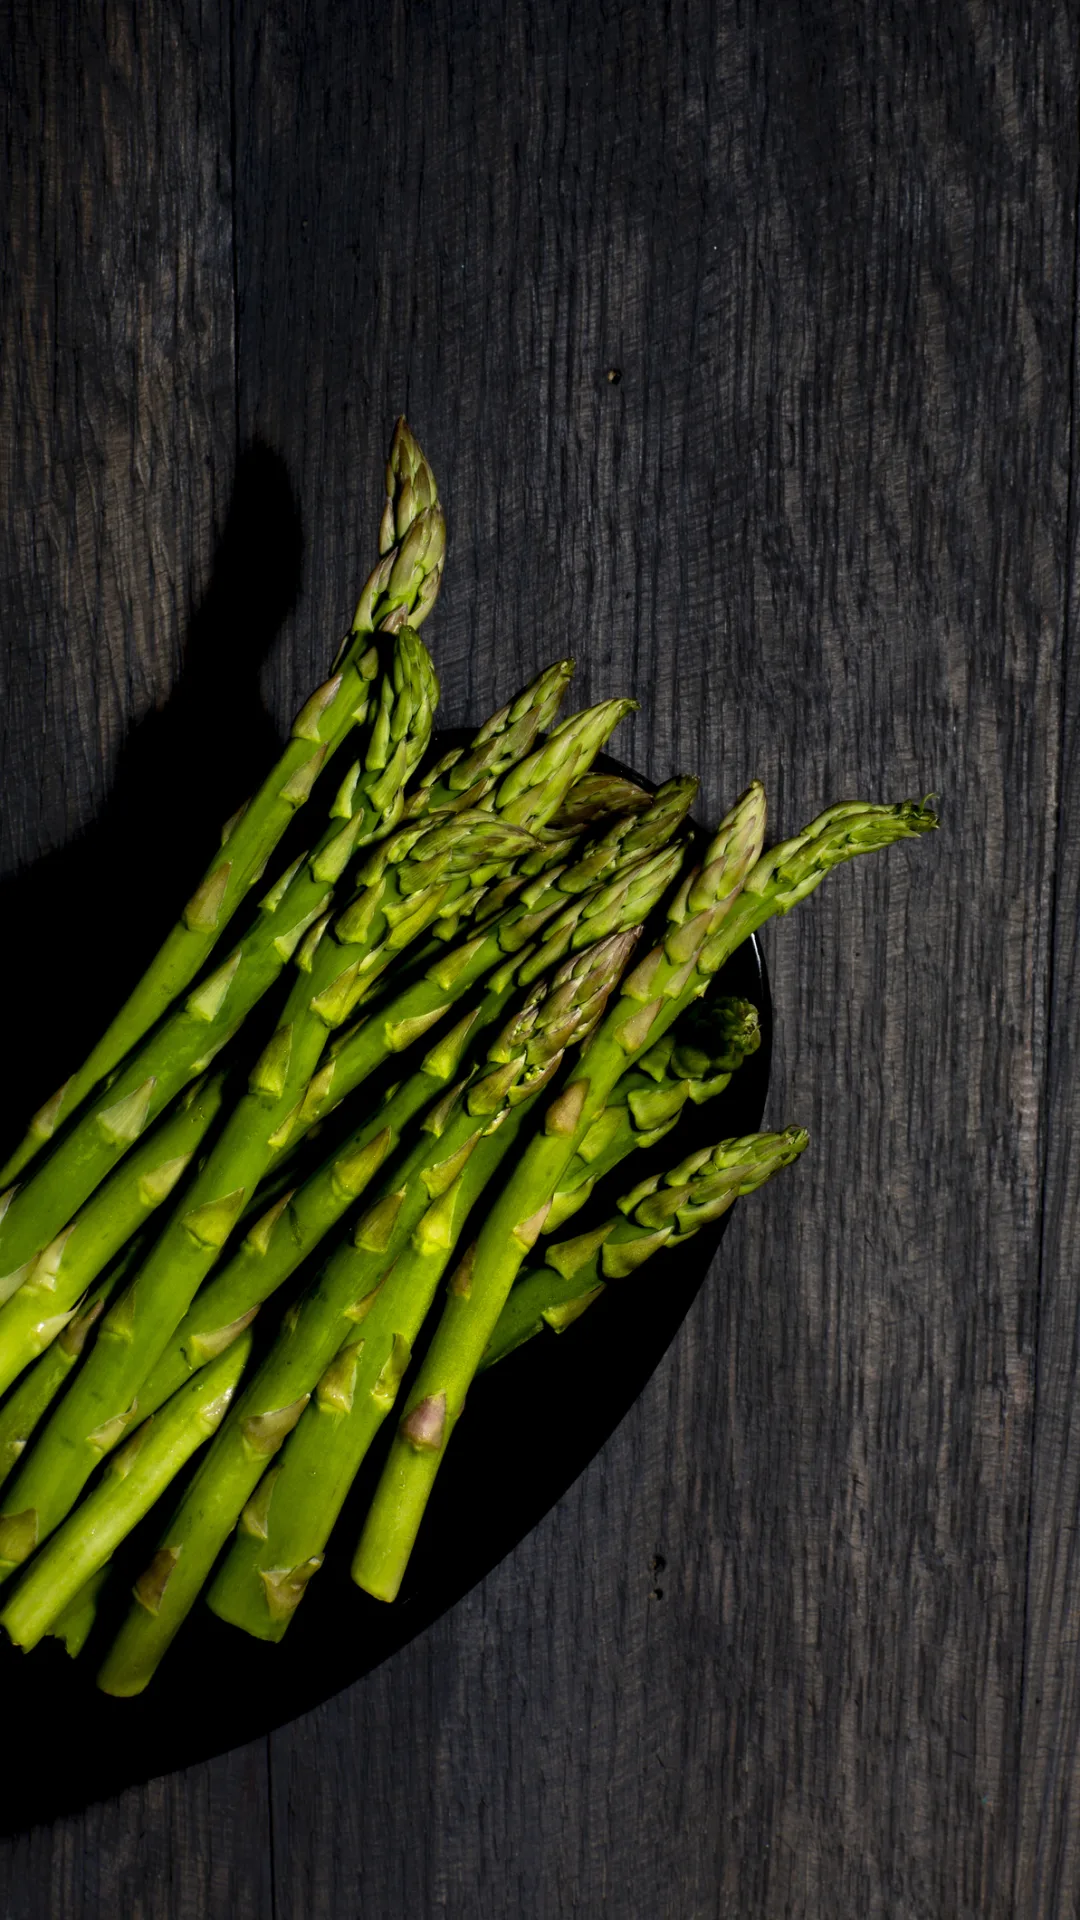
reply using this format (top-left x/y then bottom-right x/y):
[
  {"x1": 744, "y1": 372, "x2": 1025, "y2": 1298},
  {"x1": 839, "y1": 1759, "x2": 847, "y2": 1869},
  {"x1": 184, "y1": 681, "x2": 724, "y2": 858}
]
[{"x1": 0, "y1": 754, "x2": 770, "y2": 1831}]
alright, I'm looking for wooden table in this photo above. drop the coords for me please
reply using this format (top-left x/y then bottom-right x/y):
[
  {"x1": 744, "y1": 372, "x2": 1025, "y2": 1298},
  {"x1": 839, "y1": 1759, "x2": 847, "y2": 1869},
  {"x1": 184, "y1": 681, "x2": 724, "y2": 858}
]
[{"x1": 1, "y1": 2, "x2": 1077, "y2": 1913}]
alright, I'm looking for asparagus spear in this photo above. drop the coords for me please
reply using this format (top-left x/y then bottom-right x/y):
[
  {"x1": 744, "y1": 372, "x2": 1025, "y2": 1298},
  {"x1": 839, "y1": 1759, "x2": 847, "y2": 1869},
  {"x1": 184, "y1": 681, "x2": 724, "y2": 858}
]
[
  {"x1": 2, "y1": 421, "x2": 445, "y2": 1185},
  {"x1": 97, "y1": 936, "x2": 633, "y2": 1691},
  {"x1": 480, "y1": 1128, "x2": 809, "y2": 1369},
  {"x1": 0, "y1": 1076, "x2": 226, "y2": 1401},
  {"x1": 1, "y1": 1334, "x2": 253, "y2": 1652},
  {"x1": 0, "y1": 627, "x2": 438, "y2": 1298},
  {"x1": 349, "y1": 786, "x2": 936, "y2": 1601},
  {"x1": 0, "y1": 1241, "x2": 143, "y2": 1494}
]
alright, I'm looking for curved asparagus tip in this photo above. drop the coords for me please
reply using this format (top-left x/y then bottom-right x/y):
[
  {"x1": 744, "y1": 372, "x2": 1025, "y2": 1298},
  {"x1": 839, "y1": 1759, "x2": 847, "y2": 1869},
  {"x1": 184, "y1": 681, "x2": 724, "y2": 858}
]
[
  {"x1": 382, "y1": 418, "x2": 439, "y2": 553},
  {"x1": 689, "y1": 781, "x2": 769, "y2": 911},
  {"x1": 742, "y1": 797, "x2": 938, "y2": 916},
  {"x1": 350, "y1": 419, "x2": 446, "y2": 641}
]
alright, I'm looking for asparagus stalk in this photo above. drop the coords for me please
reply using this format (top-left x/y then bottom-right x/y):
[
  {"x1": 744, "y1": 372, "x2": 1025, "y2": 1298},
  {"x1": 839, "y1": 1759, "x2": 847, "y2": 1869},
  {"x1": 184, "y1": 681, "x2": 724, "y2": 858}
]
[
  {"x1": 97, "y1": 936, "x2": 633, "y2": 1691},
  {"x1": 1, "y1": 1335, "x2": 253, "y2": 1652},
  {"x1": 480, "y1": 1128, "x2": 809, "y2": 1369},
  {"x1": 0, "y1": 1076, "x2": 226, "y2": 1401},
  {"x1": 2, "y1": 420, "x2": 445, "y2": 1184},
  {"x1": 0, "y1": 627, "x2": 438, "y2": 1300},
  {"x1": 0, "y1": 1241, "x2": 143, "y2": 1494},
  {"x1": 349, "y1": 786, "x2": 937, "y2": 1601}
]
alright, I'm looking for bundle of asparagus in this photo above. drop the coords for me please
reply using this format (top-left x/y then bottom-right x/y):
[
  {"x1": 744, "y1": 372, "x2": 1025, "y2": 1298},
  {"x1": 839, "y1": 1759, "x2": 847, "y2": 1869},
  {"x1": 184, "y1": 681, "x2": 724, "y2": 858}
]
[{"x1": 0, "y1": 418, "x2": 936, "y2": 1697}]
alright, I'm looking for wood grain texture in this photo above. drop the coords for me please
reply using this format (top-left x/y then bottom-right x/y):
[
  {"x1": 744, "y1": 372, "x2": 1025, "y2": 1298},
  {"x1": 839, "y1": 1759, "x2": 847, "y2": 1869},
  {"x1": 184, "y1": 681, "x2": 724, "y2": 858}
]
[
  {"x1": 0, "y1": 0, "x2": 1077, "y2": 1914},
  {"x1": 1015, "y1": 119, "x2": 1080, "y2": 1920}
]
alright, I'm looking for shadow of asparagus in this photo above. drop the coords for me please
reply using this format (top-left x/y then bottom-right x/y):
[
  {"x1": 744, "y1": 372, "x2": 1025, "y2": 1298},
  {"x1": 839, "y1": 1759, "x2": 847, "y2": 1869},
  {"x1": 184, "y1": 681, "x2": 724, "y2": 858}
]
[{"x1": 0, "y1": 443, "x2": 303, "y2": 1163}]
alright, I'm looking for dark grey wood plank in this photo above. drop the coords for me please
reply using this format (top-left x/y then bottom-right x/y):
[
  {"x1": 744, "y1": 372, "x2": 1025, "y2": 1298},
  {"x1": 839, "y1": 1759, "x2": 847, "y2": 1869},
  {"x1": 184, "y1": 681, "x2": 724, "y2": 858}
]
[
  {"x1": 1015, "y1": 165, "x2": 1080, "y2": 1920},
  {"x1": 0, "y1": 1747, "x2": 272, "y2": 1920},
  {"x1": 0, "y1": 0, "x2": 273, "y2": 1913},
  {"x1": 234, "y1": 1, "x2": 1076, "y2": 1915}
]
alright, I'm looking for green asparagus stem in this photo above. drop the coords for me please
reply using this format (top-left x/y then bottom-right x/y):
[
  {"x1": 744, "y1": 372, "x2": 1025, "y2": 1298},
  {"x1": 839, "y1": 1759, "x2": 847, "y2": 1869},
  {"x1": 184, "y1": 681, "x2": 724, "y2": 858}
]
[
  {"x1": 0, "y1": 1076, "x2": 226, "y2": 1401},
  {"x1": 350, "y1": 785, "x2": 937, "y2": 1601},
  {"x1": 480, "y1": 1128, "x2": 809, "y2": 1368},
  {"x1": 1, "y1": 1334, "x2": 252, "y2": 1651},
  {"x1": 97, "y1": 936, "x2": 633, "y2": 1689},
  {"x1": 0, "y1": 1241, "x2": 143, "y2": 1494},
  {"x1": 0, "y1": 627, "x2": 438, "y2": 1304},
  {"x1": 2, "y1": 420, "x2": 445, "y2": 1185}
]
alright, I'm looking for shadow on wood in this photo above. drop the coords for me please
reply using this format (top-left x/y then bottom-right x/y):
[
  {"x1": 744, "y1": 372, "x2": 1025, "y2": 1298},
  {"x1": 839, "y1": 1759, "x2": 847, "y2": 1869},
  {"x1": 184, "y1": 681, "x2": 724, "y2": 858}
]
[{"x1": 0, "y1": 443, "x2": 302, "y2": 1164}]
